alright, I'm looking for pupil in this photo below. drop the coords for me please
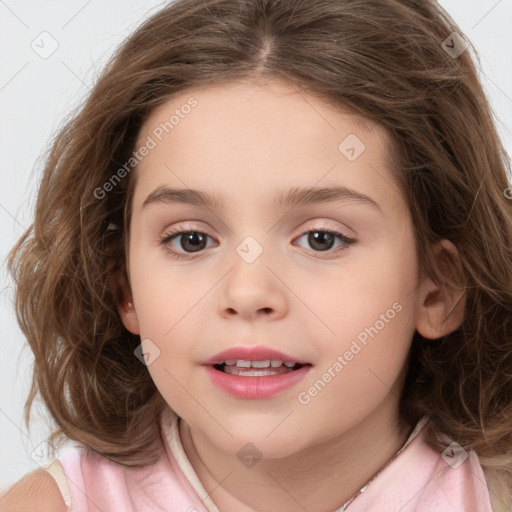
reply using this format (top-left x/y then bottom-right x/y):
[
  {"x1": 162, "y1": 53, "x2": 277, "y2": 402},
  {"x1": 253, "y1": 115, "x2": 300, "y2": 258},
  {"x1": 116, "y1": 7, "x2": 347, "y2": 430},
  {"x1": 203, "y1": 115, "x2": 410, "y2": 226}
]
[
  {"x1": 179, "y1": 231, "x2": 335, "y2": 253},
  {"x1": 181, "y1": 232, "x2": 206, "y2": 252},
  {"x1": 309, "y1": 231, "x2": 335, "y2": 251}
]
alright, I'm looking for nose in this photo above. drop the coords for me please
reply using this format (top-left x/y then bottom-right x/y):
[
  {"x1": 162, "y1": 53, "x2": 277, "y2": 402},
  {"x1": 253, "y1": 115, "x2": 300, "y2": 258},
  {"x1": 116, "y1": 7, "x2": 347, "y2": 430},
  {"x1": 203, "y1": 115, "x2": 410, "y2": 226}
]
[{"x1": 218, "y1": 248, "x2": 288, "y2": 322}]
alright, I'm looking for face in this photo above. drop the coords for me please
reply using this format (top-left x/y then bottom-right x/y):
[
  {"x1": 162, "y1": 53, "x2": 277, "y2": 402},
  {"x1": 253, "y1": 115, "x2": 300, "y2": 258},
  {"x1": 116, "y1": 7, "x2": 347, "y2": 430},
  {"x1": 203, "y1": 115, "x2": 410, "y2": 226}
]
[{"x1": 119, "y1": 79, "x2": 426, "y2": 459}]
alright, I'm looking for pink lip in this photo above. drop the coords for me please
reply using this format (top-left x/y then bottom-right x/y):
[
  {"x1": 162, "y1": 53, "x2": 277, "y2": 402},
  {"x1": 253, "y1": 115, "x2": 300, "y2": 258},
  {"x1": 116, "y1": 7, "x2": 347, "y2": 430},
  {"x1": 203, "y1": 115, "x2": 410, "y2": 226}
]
[
  {"x1": 202, "y1": 345, "x2": 312, "y2": 400},
  {"x1": 204, "y1": 365, "x2": 312, "y2": 399},
  {"x1": 202, "y1": 346, "x2": 310, "y2": 365}
]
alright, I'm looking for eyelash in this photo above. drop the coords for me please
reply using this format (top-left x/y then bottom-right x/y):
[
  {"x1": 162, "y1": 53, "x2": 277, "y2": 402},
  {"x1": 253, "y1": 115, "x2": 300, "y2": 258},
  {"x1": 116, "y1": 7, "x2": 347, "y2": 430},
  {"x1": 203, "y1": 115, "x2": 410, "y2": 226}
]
[{"x1": 159, "y1": 225, "x2": 356, "y2": 260}]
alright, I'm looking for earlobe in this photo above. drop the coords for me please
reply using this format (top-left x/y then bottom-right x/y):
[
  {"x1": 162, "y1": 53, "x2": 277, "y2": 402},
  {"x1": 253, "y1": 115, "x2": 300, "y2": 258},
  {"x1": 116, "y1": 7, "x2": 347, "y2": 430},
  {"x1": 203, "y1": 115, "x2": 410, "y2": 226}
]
[
  {"x1": 109, "y1": 266, "x2": 140, "y2": 335},
  {"x1": 415, "y1": 239, "x2": 467, "y2": 340}
]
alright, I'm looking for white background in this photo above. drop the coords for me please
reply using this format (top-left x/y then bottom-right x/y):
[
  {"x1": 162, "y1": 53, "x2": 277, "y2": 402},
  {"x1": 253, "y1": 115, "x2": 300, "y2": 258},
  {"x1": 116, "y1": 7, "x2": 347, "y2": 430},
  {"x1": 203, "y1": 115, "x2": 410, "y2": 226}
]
[{"x1": 1, "y1": 0, "x2": 511, "y2": 490}]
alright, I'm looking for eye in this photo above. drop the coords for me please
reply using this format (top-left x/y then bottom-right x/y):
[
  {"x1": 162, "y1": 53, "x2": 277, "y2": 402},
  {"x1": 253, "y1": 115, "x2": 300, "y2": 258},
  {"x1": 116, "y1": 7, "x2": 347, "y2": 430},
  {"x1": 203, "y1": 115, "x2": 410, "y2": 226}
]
[
  {"x1": 159, "y1": 225, "x2": 356, "y2": 260},
  {"x1": 294, "y1": 228, "x2": 355, "y2": 256},
  {"x1": 160, "y1": 227, "x2": 216, "y2": 259}
]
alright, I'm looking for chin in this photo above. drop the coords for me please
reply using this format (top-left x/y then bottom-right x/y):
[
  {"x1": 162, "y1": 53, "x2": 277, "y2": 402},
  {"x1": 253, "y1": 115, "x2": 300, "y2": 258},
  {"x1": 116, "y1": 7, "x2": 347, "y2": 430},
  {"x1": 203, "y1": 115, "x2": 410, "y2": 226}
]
[{"x1": 209, "y1": 422, "x2": 307, "y2": 460}]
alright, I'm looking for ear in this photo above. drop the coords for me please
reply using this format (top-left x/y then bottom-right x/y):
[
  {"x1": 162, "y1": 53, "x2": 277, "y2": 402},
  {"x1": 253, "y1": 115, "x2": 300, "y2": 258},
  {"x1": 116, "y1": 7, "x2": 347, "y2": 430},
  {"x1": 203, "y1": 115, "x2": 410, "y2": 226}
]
[
  {"x1": 415, "y1": 239, "x2": 467, "y2": 340},
  {"x1": 109, "y1": 265, "x2": 140, "y2": 335}
]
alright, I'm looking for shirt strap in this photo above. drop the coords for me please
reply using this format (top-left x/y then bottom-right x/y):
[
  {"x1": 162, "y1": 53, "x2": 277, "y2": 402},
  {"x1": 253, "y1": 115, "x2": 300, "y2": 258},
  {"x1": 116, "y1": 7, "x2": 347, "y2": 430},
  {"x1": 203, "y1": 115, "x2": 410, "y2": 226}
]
[{"x1": 42, "y1": 458, "x2": 72, "y2": 511}]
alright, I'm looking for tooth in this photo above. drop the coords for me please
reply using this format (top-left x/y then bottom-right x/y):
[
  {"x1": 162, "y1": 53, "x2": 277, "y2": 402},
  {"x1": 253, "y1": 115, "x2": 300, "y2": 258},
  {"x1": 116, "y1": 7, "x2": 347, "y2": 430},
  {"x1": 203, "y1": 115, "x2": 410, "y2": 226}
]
[
  {"x1": 243, "y1": 370, "x2": 276, "y2": 377},
  {"x1": 270, "y1": 360, "x2": 283, "y2": 367},
  {"x1": 224, "y1": 366, "x2": 281, "y2": 376},
  {"x1": 225, "y1": 360, "x2": 236, "y2": 366},
  {"x1": 236, "y1": 360, "x2": 251, "y2": 367},
  {"x1": 283, "y1": 361, "x2": 295, "y2": 367},
  {"x1": 251, "y1": 360, "x2": 270, "y2": 368}
]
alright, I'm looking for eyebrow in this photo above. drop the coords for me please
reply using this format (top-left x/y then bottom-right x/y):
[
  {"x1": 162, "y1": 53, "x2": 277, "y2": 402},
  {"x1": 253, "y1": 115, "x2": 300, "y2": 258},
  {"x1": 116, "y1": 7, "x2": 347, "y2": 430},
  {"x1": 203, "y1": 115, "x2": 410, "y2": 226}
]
[{"x1": 142, "y1": 185, "x2": 383, "y2": 213}]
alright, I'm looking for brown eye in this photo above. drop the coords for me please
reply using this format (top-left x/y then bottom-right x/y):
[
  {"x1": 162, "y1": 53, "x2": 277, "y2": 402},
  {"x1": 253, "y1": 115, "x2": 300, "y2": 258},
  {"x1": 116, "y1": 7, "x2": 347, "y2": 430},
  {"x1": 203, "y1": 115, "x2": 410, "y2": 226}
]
[
  {"x1": 307, "y1": 231, "x2": 337, "y2": 251},
  {"x1": 295, "y1": 228, "x2": 355, "y2": 256},
  {"x1": 160, "y1": 229, "x2": 215, "y2": 258},
  {"x1": 175, "y1": 232, "x2": 208, "y2": 253}
]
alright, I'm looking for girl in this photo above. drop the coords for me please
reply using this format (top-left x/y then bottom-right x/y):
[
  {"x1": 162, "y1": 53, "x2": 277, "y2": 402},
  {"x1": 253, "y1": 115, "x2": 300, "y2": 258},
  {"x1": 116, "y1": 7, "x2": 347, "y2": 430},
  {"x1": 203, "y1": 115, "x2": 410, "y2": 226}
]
[{"x1": 3, "y1": 0, "x2": 512, "y2": 510}]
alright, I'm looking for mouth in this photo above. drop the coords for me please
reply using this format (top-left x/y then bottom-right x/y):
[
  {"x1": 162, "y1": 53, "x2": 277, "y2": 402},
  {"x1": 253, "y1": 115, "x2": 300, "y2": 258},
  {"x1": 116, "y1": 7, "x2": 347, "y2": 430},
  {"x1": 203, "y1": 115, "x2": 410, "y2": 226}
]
[
  {"x1": 204, "y1": 350, "x2": 313, "y2": 398},
  {"x1": 212, "y1": 360, "x2": 308, "y2": 376}
]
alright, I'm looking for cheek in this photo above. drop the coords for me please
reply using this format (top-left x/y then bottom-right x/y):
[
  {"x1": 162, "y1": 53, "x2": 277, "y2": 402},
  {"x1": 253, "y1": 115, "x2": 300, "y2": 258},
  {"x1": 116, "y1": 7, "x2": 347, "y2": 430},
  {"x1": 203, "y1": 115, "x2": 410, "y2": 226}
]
[
  {"x1": 293, "y1": 236, "x2": 419, "y2": 410},
  {"x1": 298, "y1": 294, "x2": 415, "y2": 399},
  {"x1": 294, "y1": 298, "x2": 416, "y2": 443},
  {"x1": 128, "y1": 247, "x2": 213, "y2": 336},
  {"x1": 294, "y1": 236, "x2": 418, "y2": 347}
]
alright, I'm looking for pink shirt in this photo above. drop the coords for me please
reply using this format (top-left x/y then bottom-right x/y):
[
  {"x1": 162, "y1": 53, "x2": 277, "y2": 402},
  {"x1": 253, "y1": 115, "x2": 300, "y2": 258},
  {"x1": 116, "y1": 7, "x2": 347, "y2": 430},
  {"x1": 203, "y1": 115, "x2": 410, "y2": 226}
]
[{"x1": 44, "y1": 406, "x2": 494, "y2": 511}]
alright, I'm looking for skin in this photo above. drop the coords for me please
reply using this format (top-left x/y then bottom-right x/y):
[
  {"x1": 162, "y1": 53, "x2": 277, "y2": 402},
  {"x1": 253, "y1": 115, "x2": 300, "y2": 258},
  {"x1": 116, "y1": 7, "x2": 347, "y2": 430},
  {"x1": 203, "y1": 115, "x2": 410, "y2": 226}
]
[{"x1": 116, "y1": 78, "x2": 465, "y2": 512}]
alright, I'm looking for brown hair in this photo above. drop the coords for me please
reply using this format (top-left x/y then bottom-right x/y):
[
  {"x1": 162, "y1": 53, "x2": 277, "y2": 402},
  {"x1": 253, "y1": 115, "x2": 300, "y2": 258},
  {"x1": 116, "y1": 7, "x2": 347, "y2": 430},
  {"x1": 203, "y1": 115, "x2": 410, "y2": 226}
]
[{"x1": 7, "y1": 0, "x2": 512, "y2": 508}]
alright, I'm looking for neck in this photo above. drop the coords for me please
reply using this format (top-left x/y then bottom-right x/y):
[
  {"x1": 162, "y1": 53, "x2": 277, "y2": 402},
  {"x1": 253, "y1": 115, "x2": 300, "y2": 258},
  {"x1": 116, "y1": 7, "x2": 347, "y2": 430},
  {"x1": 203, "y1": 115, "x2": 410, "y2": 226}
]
[{"x1": 179, "y1": 396, "x2": 413, "y2": 512}]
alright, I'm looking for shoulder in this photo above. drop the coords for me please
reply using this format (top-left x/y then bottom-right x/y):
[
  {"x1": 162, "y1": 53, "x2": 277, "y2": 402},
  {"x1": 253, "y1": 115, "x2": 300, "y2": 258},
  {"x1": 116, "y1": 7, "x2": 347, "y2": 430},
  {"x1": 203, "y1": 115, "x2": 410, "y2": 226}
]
[{"x1": 0, "y1": 468, "x2": 67, "y2": 512}]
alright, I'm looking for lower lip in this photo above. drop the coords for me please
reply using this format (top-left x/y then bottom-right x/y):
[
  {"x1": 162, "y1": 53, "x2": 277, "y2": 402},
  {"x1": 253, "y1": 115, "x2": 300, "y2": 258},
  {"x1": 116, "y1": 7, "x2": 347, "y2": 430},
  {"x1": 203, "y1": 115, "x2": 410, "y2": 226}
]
[{"x1": 204, "y1": 365, "x2": 311, "y2": 399}]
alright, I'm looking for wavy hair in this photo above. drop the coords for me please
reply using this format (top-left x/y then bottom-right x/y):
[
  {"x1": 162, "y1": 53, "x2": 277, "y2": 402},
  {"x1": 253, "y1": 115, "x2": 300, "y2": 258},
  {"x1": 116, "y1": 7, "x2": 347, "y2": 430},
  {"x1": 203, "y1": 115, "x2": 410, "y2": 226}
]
[{"x1": 7, "y1": 0, "x2": 512, "y2": 509}]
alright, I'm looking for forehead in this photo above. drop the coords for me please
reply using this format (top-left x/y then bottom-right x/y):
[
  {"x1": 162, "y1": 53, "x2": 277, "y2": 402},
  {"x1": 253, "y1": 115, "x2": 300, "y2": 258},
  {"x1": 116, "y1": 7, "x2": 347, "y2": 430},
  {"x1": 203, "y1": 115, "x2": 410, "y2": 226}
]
[
  {"x1": 131, "y1": 79, "x2": 405, "y2": 216},
  {"x1": 137, "y1": 78, "x2": 391, "y2": 156}
]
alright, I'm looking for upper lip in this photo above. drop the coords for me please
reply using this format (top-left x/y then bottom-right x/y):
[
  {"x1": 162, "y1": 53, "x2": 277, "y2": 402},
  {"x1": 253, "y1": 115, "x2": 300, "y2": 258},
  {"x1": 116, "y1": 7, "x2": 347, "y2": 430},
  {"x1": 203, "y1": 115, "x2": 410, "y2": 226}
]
[{"x1": 203, "y1": 346, "x2": 310, "y2": 365}]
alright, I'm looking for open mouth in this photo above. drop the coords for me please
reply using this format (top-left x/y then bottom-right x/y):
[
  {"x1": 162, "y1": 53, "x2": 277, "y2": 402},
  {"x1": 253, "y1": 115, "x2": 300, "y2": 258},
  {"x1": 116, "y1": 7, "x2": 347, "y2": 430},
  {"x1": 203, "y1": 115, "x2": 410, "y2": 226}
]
[{"x1": 212, "y1": 360, "x2": 307, "y2": 376}]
